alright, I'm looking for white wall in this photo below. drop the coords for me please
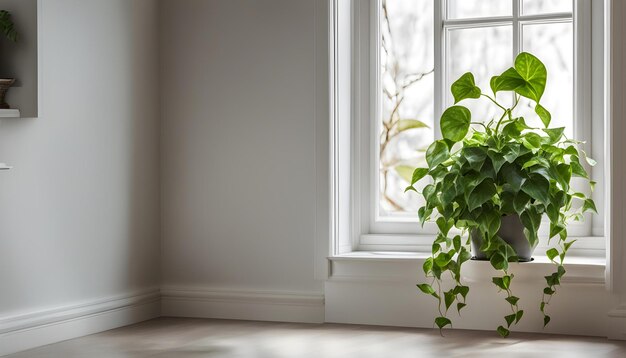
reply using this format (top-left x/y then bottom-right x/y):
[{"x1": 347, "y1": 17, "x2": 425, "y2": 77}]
[
  {"x1": 0, "y1": 0, "x2": 160, "y2": 318},
  {"x1": 160, "y1": 0, "x2": 323, "y2": 295}
]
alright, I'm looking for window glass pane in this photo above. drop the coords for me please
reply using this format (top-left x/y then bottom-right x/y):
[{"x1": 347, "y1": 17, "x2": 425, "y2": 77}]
[
  {"x1": 447, "y1": 0, "x2": 512, "y2": 19},
  {"x1": 379, "y1": 0, "x2": 434, "y2": 215},
  {"x1": 522, "y1": 0, "x2": 573, "y2": 15},
  {"x1": 519, "y1": 21, "x2": 573, "y2": 137},
  {"x1": 447, "y1": 25, "x2": 513, "y2": 120}
]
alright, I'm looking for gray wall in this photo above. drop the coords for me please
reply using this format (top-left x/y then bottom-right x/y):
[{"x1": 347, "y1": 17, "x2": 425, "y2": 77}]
[
  {"x1": 0, "y1": 0, "x2": 160, "y2": 316},
  {"x1": 160, "y1": 0, "x2": 323, "y2": 293}
]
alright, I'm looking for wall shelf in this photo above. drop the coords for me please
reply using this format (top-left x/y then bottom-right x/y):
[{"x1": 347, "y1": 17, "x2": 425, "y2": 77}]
[
  {"x1": 0, "y1": 0, "x2": 38, "y2": 118},
  {"x1": 0, "y1": 109, "x2": 20, "y2": 118}
]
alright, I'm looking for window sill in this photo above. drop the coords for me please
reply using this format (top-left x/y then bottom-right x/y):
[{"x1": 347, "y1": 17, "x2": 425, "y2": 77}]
[{"x1": 328, "y1": 251, "x2": 606, "y2": 285}]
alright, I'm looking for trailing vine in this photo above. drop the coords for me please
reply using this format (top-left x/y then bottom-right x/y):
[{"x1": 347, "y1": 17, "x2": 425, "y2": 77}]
[{"x1": 408, "y1": 52, "x2": 596, "y2": 337}]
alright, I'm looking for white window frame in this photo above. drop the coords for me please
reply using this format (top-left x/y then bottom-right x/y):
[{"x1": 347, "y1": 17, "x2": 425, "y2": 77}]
[{"x1": 334, "y1": 0, "x2": 605, "y2": 255}]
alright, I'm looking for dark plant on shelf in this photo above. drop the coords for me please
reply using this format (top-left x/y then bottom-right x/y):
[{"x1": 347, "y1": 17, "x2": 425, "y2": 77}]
[
  {"x1": 0, "y1": 9, "x2": 17, "y2": 110},
  {"x1": 0, "y1": 10, "x2": 17, "y2": 42},
  {"x1": 407, "y1": 52, "x2": 596, "y2": 337}
]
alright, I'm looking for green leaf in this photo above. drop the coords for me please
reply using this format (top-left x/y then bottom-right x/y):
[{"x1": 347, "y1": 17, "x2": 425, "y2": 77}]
[
  {"x1": 435, "y1": 316, "x2": 452, "y2": 329},
  {"x1": 432, "y1": 264, "x2": 442, "y2": 279},
  {"x1": 520, "y1": 206, "x2": 542, "y2": 248},
  {"x1": 417, "y1": 283, "x2": 440, "y2": 299},
  {"x1": 436, "y1": 217, "x2": 454, "y2": 236},
  {"x1": 502, "y1": 144, "x2": 522, "y2": 163},
  {"x1": 540, "y1": 302, "x2": 546, "y2": 312},
  {"x1": 502, "y1": 164, "x2": 527, "y2": 192},
  {"x1": 454, "y1": 285, "x2": 470, "y2": 299},
  {"x1": 497, "y1": 325, "x2": 510, "y2": 338},
  {"x1": 546, "y1": 248, "x2": 559, "y2": 262},
  {"x1": 463, "y1": 147, "x2": 488, "y2": 165},
  {"x1": 505, "y1": 296, "x2": 520, "y2": 306},
  {"x1": 570, "y1": 159, "x2": 589, "y2": 179},
  {"x1": 553, "y1": 163, "x2": 572, "y2": 192},
  {"x1": 481, "y1": 211, "x2": 502, "y2": 239},
  {"x1": 546, "y1": 203, "x2": 559, "y2": 224},
  {"x1": 515, "y1": 310, "x2": 524, "y2": 324},
  {"x1": 409, "y1": 167, "x2": 429, "y2": 185},
  {"x1": 549, "y1": 223, "x2": 566, "y2": 239},
  {"x1": 502, "y1": 275, "x2": 511, "y2": 289},
  {"x1": 487, "y1": 150, "x2": 507, "y2": 174},
  {"x1": 426, "y1": 140, "x2": 450, "y2": 168},
  {"x1": 583, "y1": 199, "x2": 598, "y2": 214},
  {"x1": 542, "y1": 127, "x2": 565, "y2": 143},
  {"x1": 535, "y1": 104, "x2": 552, "y2": 128},
  {"x1": 513, "y1": 192, "x2": 531, "y2": 214},
  {"x1": 440, "y1": 106, "x2": 471, "y2": 142},
  {"x1": 453, "y1": 235, "x2": 462, "y2": 252},
  {"x1": 457, "y1": 302, "x2": 467, "y2": 314},
  {"x1": 583, "y1": 152, "x2": 597, "y2": 166},
  {"x1": 522, "y1": 157, "x2": 551, "y2": 170},
  {"x1": 423, "y1": 257, "x2": 433, "y2": 275},
  {"x1": 490, "y1": 253, "x2": 508, "y2": 271},
  {"x1": 417, "y1": 283, "x2": 435, "y2": 295},
  {"x1": 397, "y1": 119, "x2": 429, "y2": 132},
  {"x1": 544, "y1": 315, "x2": 551, "y2": 327},
  {"x1": 514, "y1": 52, "x2": 548, "y2": 103},
  {"x1": 432, "y1": 242, "x2": 441, "y2": 255},
  {"x1": 522, "y1": 132, "x2": 543, "y2": 150},
  {"x1": 458, "y1": 249, "x2": 472, "y2": 265},
  {"x1": 490, "y1": 67, "x2": 526, "y2": 94},
  {"x1": 444, "y1": 290, "x2": 455, "y2": 310},
  {"x1": 467, "y1": 179, "x2": 497, "y2": 212},
  {"x1": 544, "y1": 287, "x2": 555, "y2": 295},
  {"x1": 434, "y1": 251, "x2": 454, "y2": 267},
  {"x1": 492, "y1": 277, "x2": 510, "y2": 290},
  {"x1": 505, "y1": 314, "x2": 516, "y2": 327},
  {"x1": 545, "y1": 272, "x2": 560, "y2": 286},
  {"x1": 521, "y1": 173, "x2": 550, "y2": 203},
  {"x1": 563, "y1": 240, "x2": 576, "y2": 253},
  {"x1": 451, "y1": 72, "x2": 482, "y2": 103}
]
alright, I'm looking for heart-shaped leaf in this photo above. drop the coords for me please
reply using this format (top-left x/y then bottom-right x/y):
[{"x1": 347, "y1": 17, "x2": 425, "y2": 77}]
[
  {"x1": 467, "y1": 179, "x2": 497, "y2": 212},
  {"x1": 426, "y1": 140, "x2": 450, "y2": 168},
  {"x1": 490, "y1": 67, "x2": 526, "y2": 94},
  {"x1": 435, "y1": 316, "x2": 452, "y2": 329},
  {"x1": 451, "y1": 72, "x2": 481, "y2": 103},
  {"x1": 440, "y1": 106, "x2": 471, "y2": 142},
  {"x1": 521, "y1": 173, "x2": 550, "y2": 203},
  {"x1": 535, "y1": 104, "x2": 552, "y2": 127},
  {"x1": 514, "y1": 52, "x2": 548, "y2": 103}
]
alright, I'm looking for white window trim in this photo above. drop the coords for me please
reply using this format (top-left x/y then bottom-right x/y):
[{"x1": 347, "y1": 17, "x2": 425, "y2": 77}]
[{"x1": 331, "y1": 0, "x2": 606, "y2": 256}]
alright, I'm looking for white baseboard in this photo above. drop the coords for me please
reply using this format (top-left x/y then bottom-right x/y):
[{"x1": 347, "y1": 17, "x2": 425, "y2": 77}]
[
  {"x1": 0, "y1": 288, "x2": 161, "y2": 357},
  {"x1": 608, "y1": 304, "x2": 626, "y2": 340},
  {"x1": 161, "y1": 286, "x2": 325, "y2": 324}
]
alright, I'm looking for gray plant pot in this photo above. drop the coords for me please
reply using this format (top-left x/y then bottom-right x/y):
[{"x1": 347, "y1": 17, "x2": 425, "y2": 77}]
[
  {"x1": 0, "y1": 78, "x2": 15, "y2": 109},
  {"x1": 470, "y1": 214, "x2": 536, "y2": 262}
]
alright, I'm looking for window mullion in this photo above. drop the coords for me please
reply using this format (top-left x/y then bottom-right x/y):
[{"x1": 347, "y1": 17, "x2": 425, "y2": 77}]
[
  {"x1": 513, "y1": 0, "x2": 521, "y2": 56},
  {"x1": 434, "y1": 0, "x2": 445, "y2": 140}
]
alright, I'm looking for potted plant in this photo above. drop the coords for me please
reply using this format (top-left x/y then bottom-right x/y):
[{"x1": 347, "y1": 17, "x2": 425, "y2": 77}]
[
  {"x1": 407, "y1": 52, "x2": 596, "y2": 337},
  {"x1": 0, "y1": 9, "x2": 17, "y2": 109}
]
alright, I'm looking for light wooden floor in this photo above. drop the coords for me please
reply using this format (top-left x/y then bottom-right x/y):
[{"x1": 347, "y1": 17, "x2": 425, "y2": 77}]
[{"x1": 6, "y1": 317, "x2": 626, "y2": 358}]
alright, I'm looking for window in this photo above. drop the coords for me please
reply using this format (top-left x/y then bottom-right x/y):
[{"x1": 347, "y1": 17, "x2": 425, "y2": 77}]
[{"x1": 333, "y1": 0, "x2": 604, "y2": 253}]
